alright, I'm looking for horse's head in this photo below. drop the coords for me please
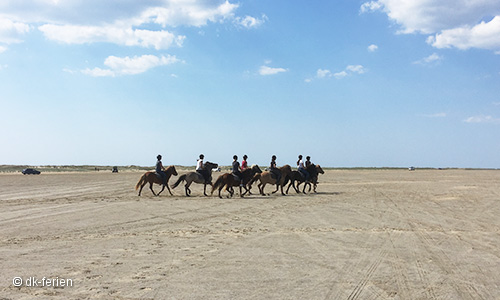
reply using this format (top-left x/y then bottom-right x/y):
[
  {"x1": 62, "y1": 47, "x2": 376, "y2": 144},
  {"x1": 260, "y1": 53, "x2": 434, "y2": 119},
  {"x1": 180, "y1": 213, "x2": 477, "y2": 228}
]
[
  {"x1": 316, "y1": 164, "x2": 324, "y2": 174},
  {"x1": 171, "y1": 165, "x2": 178, "y2": 176},
  {"x1": 251, "y1": 164, "x2": 262, "y2": 173},
  {"x1": 205, "y1": 161, "x2": 218, "y2": 170}
]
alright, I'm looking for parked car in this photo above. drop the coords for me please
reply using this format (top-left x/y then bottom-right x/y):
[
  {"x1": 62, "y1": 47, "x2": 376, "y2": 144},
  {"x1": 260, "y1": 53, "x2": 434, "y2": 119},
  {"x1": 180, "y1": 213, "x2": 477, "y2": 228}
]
[
  {"x1": 112, "y1": 166, "x2": 118, "y2": 173},
  {"x1": 22, "y1": 168, "x2": 41, "y2": 175}
]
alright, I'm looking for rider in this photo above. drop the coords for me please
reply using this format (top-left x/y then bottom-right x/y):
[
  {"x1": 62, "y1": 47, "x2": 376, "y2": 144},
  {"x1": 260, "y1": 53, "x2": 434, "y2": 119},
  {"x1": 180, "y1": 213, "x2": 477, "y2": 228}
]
[
  {"x1": 196, "y1": 154, "x2": 210, "y2": 184},
  {"x1": 241, "y1": 154, "x2": 249, "y2": 171},
  {"x1": 270, "y1": 155, "x2": 281, "y2": 185},
  {"x1": 297, "y1": 155, "x2": 310, "y2": 182},
  {"x1": 156, "y1": 154, "x2": 167, "y2": 185},
  {"x1": 232, "y1": 155, "x2": 244, "y2": 187},
  {"x1": 305, "y1": 156, "x2": 312, "y2": 168}
]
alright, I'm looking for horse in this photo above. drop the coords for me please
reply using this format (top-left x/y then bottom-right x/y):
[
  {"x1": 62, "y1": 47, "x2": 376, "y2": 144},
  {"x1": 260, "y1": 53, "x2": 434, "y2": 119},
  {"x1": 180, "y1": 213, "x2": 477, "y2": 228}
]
[
  {"x1": 171, "y1": 162, "x2": 218, "y2": 196},
  {"x1": 286, "y1": 164, "x2": 324, "y2": 194},
  {"x1": 248, "y1": 165, "x2": 293, "y2": 196},
  {"x1": 211, "y1": 165, "x2": 262, "y2": 198},
  {"x1": 135, "y1": 165, "x2": 178, "y2": 196}
]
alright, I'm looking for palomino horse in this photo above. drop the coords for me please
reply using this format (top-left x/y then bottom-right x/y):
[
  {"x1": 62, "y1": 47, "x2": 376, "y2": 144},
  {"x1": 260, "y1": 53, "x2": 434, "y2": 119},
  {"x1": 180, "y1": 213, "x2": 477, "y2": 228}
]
[
  {"x1": 286, "y1": 164, "x2": 324, "y2": 194},
  {"x1": 171, "y1": 162, "x2": 218, "y2": 196},
  {"x1": 248, "y1": 165, "x2": 293, "y2": 196},
  {"x1": 211, "y1": 165, "x2": 262, "y2": 198},
  {"x1": 135, "y1": 165, "x2": 178, "y2": 196}
]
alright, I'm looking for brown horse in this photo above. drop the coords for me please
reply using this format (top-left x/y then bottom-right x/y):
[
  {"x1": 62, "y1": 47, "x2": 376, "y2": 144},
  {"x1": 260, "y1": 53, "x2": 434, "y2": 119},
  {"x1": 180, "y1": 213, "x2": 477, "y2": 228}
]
[
  {"x1": 171, "y1": 162, "x2": 218, "y2": 196},
  {"x1": 135, "y1": 165, "x2": 178, "y2": 196},
  {"x1": 211, "y1": 165, "x2": 262, "y2": 198},
  {"x1": 286, "y1": 164, "x2": 324, "y2": 194},
  {"x1": 248, "y1": 165, "x2": 293, "y2": 196}
]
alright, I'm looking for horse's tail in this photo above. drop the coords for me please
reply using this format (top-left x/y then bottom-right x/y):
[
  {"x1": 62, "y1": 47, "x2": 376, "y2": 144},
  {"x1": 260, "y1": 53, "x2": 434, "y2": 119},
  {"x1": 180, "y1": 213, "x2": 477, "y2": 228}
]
[
  {"x1": 248, "y1": 173, "x2": 261, "y2": 186},
  {"x1": 211, "y1": 174, "x2": 225, "y2": 194},
  {"x1": 171, "y1": 174, "x2": 186, "y2": 189},
  {"x1": 135, "y1": 174, "x2": 146, "y2": 190}
]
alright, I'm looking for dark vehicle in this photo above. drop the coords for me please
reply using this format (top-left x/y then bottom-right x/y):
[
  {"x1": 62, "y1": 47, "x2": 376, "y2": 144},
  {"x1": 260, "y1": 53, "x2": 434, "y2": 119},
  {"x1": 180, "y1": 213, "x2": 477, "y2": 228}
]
[
  {"x1": 112, "y1": 166, "x2": 118, "y2": 173},
  {"x1": 22, "y1": 168, "x2": 41, "y2": 175}
]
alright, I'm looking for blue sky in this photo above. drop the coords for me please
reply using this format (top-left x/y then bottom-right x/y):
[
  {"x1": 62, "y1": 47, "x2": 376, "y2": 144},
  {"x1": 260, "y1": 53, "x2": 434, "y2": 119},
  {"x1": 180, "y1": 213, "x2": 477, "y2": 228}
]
[{"x1": 1, "y1": 0, "x2": 500, "y2": 168}]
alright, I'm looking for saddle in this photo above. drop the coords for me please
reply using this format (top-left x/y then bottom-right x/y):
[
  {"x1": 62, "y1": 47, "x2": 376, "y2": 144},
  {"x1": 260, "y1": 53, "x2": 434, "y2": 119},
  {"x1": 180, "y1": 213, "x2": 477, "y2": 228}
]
[
  {"x1": 155, "y1": 172, "x2": 165, "y2": 181},
  {"x1": 232, "y1": 174, "x2": 240, "y2": 181}
]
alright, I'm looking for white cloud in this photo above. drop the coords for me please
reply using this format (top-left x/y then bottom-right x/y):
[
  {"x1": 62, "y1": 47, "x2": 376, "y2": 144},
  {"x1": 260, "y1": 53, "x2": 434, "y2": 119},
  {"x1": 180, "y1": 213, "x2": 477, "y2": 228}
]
[
  {"x1": 360, "y1": 0, "x2": 500, "y2": 53},
  {"x1": 259, "y1": 65, "x2": 287, "y2": 76},
  {"x1": 0, "y1": 45, "x2": 7, "y2": 53},
  {"x1": 0, "y1": 0, "x2": 261, "y2": 49},
  {"x1": 0, "y1": 17, "x2": 30, "y2": 44},
  {"x1": 368, "y1": 44, "x2": 378, "y2": 52},
  {"x1": 427, "y1": 16, "x2": 500, "y2": 51},
  {"x1": 413, "y1": 53, "x2": 443, "y2": 65},
  {"x1": 360, "y1": 1, "x2": 383, "y2": 14},
  {"x1": 346, "y1": 65, "x2": 366, "y2": 74},
  {"x1": 141, "y1": 1, "x2": 239, "y2": 27},
  {"x1": 235, "y1": 14, "x2": 267, "y2": 28},
  {"x1": 316, "y1": 69, "x2": 332, "y2": 78},
  {"x1": 82, "y1": 54, "x2": 181, "y2": 77},
  {"x1": 464, "y1": 115, "x2": 500, "y2": 124},
  {"x1": 39, "y1": 24, "x2": 185, "y2": 50},
  {"x1": 333, "y1": 70, "x2": 348, "y2": 79},
  {"x1": 311, "y1": 65, "x2": 366, "y2": 81}
]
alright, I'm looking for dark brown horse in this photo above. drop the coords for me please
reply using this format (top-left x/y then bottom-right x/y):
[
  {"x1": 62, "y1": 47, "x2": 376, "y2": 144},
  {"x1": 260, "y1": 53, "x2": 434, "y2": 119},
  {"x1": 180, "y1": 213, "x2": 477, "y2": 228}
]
[
  {"x1": 248, "y1": 165, "x2": 293, "y2": 196},
  {"x1": 135, "y1": 165, "x2": 178, "y2": 196},
  {"x1": 286, "y1": 164, "x2": 324, "y2": 194},
  {"x1": 211, "y1": 165, "x2": 262, "y2": 198}
]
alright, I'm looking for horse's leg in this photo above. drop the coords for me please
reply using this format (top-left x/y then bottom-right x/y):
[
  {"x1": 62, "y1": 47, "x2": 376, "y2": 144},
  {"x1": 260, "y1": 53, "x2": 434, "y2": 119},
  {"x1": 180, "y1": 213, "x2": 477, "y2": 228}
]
[
  {"x1": 203, "y1": 183, "x2": 208, "y2": 196},
  {"x1": 157, "y1": 183, "x2": 165, "y2": 196},
  {"x1": 295, "y1": 181, "x2": 302, "y2": 193},
  {"x1": 166, "y1": 183, "x2": 174, "y2": 196},
  {"x1": 138, "y1": 182, "x2": 145, "y2": 196},
  {"x1": 185, "y1": 181, "x2": 191, "y2": 197},
  {"x1": 218, "y1": 183, "x2": 224, "y2": 199},
  {"x1": 149, "y1": 182, "x2": 157, "y2": 196},
  {"x1": 286, "y1": 181, "x2": 292, "y2": 194},
  {"x1": 259, "y1": 183, "x2": 266, "y2": 195},
  {"x1": 271, "y1": 179, "x2": 279, "y2": 194}
]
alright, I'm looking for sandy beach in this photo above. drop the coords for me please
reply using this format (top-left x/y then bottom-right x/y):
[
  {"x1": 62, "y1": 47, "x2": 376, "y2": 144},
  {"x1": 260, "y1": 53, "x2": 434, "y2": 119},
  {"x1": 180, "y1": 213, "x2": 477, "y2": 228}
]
[{"x1": 1, "y1": 169, "x2": 499, "y2": 299}]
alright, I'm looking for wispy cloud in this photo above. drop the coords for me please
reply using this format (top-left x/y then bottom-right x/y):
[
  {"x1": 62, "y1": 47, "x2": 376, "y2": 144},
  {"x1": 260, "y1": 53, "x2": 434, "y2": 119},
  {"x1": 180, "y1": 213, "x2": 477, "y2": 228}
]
[
  {"x1": 235, "y1": 14, "x2": 267, "y2": 28},
  {"x1": 316, "y1": 69, "x2": 332, "y2": 78},
  {"x1": 0, "y1": 18, "x2": 30, "y2": 44},
  {"x1": 334, "y1": 65, "x2": 366, "y2": 79},
  {"x1": 259, "y1": 65, "x2": 288, "y2": 76},
  {"x1": 82, "y1": 54, "x2": 181, "y2": 77},
  {"x1": 463, "y1": 115, "x2": 500, "y2": 124},
  {"x1": 306, "y1": 65, "x2": 366, "y2": 82},
  {"x1": 413, "y1": 53, "x2": 443, "y2": 65},
  {"x1": 368, "y1": 44, "x2": 378, "y2": 52},
  {"x1": 359, "y1": 1, "x2": 383, "y2": 14},
  {"x1": 39, "y1": 24, "x2": 185, "y2": 50}
]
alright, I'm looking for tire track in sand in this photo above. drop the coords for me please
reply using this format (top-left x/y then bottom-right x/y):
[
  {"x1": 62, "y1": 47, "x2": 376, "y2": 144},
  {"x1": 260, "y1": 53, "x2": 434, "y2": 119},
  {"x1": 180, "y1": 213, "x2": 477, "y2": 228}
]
[{"x1": 376, "y1": 188, "x2": 487, "y2": 300}]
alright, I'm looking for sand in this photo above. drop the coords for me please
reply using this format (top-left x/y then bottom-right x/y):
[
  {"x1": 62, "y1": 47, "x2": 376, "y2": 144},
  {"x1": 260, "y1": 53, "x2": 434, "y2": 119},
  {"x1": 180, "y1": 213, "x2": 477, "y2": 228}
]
[{"x1": 1, "y1": 169, "x2": 499, "y2": 299}]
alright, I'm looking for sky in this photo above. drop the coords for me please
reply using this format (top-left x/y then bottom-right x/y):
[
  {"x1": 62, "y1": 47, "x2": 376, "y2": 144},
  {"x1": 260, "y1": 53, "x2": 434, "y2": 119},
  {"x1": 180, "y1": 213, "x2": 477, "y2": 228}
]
[{"x1": 1, "y1": 0, "x2": 500, "y2": 168}]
